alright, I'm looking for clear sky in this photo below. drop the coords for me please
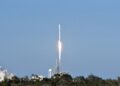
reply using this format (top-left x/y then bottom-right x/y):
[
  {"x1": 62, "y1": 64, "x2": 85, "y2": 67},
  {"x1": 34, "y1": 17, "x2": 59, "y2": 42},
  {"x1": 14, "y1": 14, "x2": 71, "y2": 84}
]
[{"x1": 0, "y1": 0, "x2": 120, "y2": 79}]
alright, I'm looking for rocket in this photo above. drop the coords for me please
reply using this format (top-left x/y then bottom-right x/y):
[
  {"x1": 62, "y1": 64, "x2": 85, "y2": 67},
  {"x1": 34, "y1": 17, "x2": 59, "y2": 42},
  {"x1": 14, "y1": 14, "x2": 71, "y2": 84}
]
[
  {"x1": 58, "y1": 24, "x2": 62, "y2": 62},
  {"x1": 56, "y1": 24, "x2": 62, "y2": 74},
  {"x1": 59, "y1": 24, "x2": 61, "y2": 41}
]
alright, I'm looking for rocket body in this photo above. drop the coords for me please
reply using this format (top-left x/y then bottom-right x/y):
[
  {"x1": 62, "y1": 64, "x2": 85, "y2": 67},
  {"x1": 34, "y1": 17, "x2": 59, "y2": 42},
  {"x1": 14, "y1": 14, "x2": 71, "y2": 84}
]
[{"x1": 59, "y1": 24, "x2": 61, "y2": 41}]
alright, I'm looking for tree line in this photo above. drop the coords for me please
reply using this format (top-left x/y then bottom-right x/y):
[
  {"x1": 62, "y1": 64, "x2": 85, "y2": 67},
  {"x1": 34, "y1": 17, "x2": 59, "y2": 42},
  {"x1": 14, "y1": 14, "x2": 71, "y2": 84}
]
[{"x1": 0, "y1": 73, "x2": 119, "y2": 86}]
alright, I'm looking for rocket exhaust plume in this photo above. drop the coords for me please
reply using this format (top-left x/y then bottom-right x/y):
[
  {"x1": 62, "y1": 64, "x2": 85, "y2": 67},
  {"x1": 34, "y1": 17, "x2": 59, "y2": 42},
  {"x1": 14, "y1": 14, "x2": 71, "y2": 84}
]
[
  {"x1": 58, "y1": 24, "x2": 62, "y2": 61},
  {"x1": 56, "y1": 24, "x2": 62, "y2": 74}
]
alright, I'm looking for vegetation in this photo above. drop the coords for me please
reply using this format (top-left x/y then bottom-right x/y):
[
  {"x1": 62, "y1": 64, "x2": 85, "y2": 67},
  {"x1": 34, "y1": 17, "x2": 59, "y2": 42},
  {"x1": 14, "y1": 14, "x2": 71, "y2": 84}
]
[{"x1": 0, "y1": 73, "x2": 119, "y2": 86}]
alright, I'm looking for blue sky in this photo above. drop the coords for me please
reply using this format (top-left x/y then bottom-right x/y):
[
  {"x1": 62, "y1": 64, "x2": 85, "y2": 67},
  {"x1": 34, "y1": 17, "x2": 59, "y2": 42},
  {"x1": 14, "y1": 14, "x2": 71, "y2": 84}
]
[{"x1": 0, "y1": 0, "x2": 120, "y2": 79}]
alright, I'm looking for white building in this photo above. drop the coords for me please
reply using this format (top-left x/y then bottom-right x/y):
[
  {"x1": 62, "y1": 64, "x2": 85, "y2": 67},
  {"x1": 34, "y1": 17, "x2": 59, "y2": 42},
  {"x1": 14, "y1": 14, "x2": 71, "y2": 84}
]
[
  {"x1": 31, "y1": 74, "x2": 44, "y2": 81},
  {"x1": 0, "y1": 71, "x2": 5, "y2": 82},
  {"x1": 0, "y1": 67, "x2": 14, "y2": 82}
]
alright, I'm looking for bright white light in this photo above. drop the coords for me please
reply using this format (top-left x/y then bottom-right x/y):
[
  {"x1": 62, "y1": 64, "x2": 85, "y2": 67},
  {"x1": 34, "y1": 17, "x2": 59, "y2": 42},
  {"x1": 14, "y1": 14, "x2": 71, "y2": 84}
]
[
  {"x1": 48, "y1": 69, "x2": 52, "y2": 72},
  {"x1": 58, "y1": 40, "x2": 62, "y2": 61}
]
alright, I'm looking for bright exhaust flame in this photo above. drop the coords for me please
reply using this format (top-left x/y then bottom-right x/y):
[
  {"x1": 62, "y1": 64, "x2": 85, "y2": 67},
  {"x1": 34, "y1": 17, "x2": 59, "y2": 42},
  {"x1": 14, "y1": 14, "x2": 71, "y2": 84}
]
[{"x1": 58, "y1": 40, "x2": 62, "y2": 61}]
